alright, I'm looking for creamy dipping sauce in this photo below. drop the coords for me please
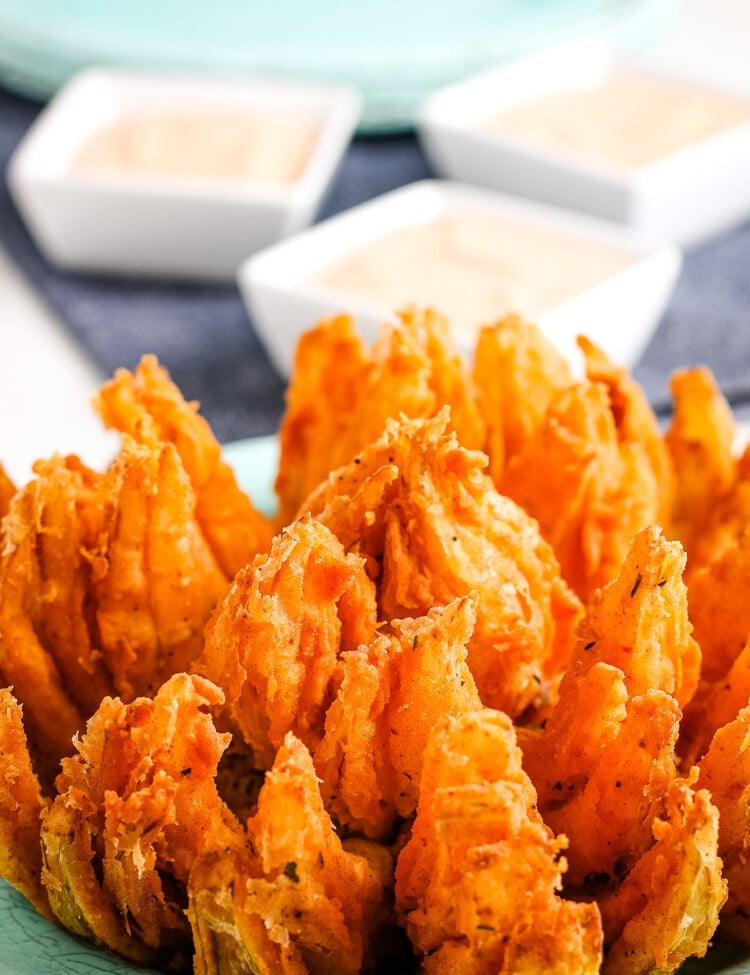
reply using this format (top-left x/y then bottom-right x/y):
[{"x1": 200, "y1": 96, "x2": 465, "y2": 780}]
[
  {"x1": 479, "y1": 72, "x2": 750, "y2": 169},
  {"x1": 310, "y1": 212, "x2": 634, "y2": 331},
  {"x1": 71, "y1": 111, "x2": 319, "y2": 185}
]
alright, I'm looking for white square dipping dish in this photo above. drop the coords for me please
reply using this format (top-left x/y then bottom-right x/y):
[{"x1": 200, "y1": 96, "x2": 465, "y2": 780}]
[
  {"x1": 238, "y1": 179, "x2": 681, "y2": 378},
  {"x1": 418, "y1": 39, "x2": 750, "y2": 246},
  {"x1": 7, "y1": 69, "x2": 361, "y2": 280}
]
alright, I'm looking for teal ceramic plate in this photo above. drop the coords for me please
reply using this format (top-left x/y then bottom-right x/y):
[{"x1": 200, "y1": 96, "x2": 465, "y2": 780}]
[
  {"x1": 3, "y1": 433, "x2": 750, "y2": 974},
  {"x1": 0, "y1": 882, "x2": 160, "y2": 975},
  {"x1": 0, "y1": 0, "x2": 676, "y2": 130},
  {"x1": 3, "y1": 871, "x2": 748, "y2": 975},
  {"x1": 224, "y1": 434, "x2": 279, "y2": 516},
  {"x1": 3, "y1": 876, "x2": 750, "y2": 975}
]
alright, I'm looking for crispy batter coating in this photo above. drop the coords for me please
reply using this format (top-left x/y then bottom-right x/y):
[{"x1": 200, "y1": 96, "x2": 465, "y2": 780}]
[
  {"x1": 195, "y1": 515, "x2": 378, "y2": 769},
  {"x1": 687, "y1": 530, "x2": 750, "y2": 683},
  {"x1": 0, "y1": 688, "x2": 52, "y2": 917},
  {"x1": 314, "y1": 597, "x2": 482, "y2": 839},
  {"x1": 246, "y1": 734, "x2": 391, "y2": 975},
  {"x1": 687, "y1": 479, "x2": 750, "y2": 585},
  {"x1": 407, "y1": 307, "x2": 486, "y2": 455},
  {"x1": 680, "y1": 638, "x2": 750, "y2": 767},
  {"x1": 190, "y1": 847, "x2": 310, "y2": 975},
  {"x1": 14, "y1": 457, "x2": 115, "y2": 714},
  {"x1": 665, "y1": 367, "x2": 736, "y2": 557},
  {"x1": 95, "y1": 437, "x2": 229, "y2": 700},
  {"x1": 190, "y1": 733, "x2": 392, "y2": 975},
  {"x1": 4, "y1": 336, "x2": 746, "y2": 974},
  {"x1": 579, "y1": 336, "x2": 674, "y2": 530},
  {"x1": 95, "y1": 354, "x2": 272, "y2": 578},
  {"x1": 542, "y1": 685, "x2": 681, "y2": 888},
  {"x1": 275, "y1": 309, "x2": 486, "y2": 526},
  {"x1": 41, "y1": 674, "x2": 241, "y2": 967},
  {"x1": 521, "y1": 528, "x2": 698, "y2": 882},
  {"x1": 518, "y1": 661, "x2": 627, "y2": 797},
  {"x1": 275, "y1": 315, "x2": 369, "y2": 528},
  {"x1": 573, "y1": 525, "x2": 700, "y2": 709},
  {"x1": 597, "y1": 775, "x2": 725, "y2": 974},
  {"x1": 519, "y1": 523, "x2": 724, "y2": 971},
  {"x1": 0, "y1": 434, "x2": 235, "y2": 781},
  {"x1": 0, "y1": 463, "x2": 15, "y2": 520},
  {"x1": 472, "y1": 314, "x2": 572, "y2": 485},
  {"x1": 395, "y1": 709, "x2": 603, "y2": 975},
  {"x1": 698, "y1": 705, "x2": 750, "y2": 942},
  {"x1": 500, "y1": 381, "x2": 661, "y2": 601},
  {"x1": 0, "y1": 481, "x2": 91, "y2": 784},
  {"x1": 302, "y1": 410, "x2": 582, "y2": 716}
]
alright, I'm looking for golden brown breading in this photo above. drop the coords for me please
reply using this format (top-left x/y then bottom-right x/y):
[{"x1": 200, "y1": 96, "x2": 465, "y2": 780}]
[
  {"x1": 518, "y1": 661, "x2": 628, "y2": 803},
  {"x1": 0, "y1": 480, "x2": 91, "y2": 784},
  {"x1": 195, "y1": 514, "x2": 378, "y2": 769},
  {"x1": 541, "y1": 685, "x2": 681, "y2": 888},
  {"x1": 395, "y1": 709, "x2": 603, "y2": 975},
  {"x1": 189, "y1": 847, "x2": 310, "y2": 975},
  {"x1": 572, "y1": 525, "x2": 700, "y2": 709},
  {"x1": 687, "y1": 480, "x2": 750, "y2": 587},
  {"x1": 472, "y1": 314, "x2": 572, "y2": 485},
  {"x1": 579, "y1": 336, "x2": 674, "y2": 530},
  {"x1": 0, "y1": 463, "x2": 15, "y2": 520},
  {"x1": 680, "y1": 638, "x2": 750, "y2": 767},
  {"x1": 95, "y1": 437, "x2": 229, "y2": 700},
  {"x1": 15, "y1": 456, "x2": 115, "y2": 714},
  {"x1": 698, "y1": 705, "x2": 750, "y2": 942},
  {"x1": 500, "y1": 381, "x2": 661, "y2": 602},
  {"x1": 401, "y1": 306, "x2": 486, "y2": 457},
  {"x1": 519, "y1": 524, "x2": 724, "y2": 972},
  {"x1": 314, "y1": 597, "x2": 482, "y2": 839},
  {"x1": 275, "y1": 315, "x2": 369, "y2": 528},
  {"x1": 597, "y1": 775, "x2": 726, "y2": 974},
  {"x1": 275, "y1": 309, "x2": 486, "y2": 526},
  {"x1": 687, "y1": 530, "x2": 750, "y2": 683},
  {"x1": 5, "y1": 326, "x2": 747, "y2": 975},
  {"x1": 665, "y1": 366, "x2": 737, "y2": 558},
  {"x1": 302, "y1": 410, "x2": 582, "y2": 716},
  {"x1": 0, "y1": 434, "x2": 235, "y2": 782},
  {"x1": 41, "y1": 674, "x2": 242, "y2": 968},
  {"x1": 190, "y1": 733, "x2": 392, "y2": 975},
  {"x1": 521, "y1": 528, "x2": 699, "y2": 883},
  {"x1": 246, "y1": 733, "x2": 391, "y2": 975},
  {"x1": 0, "y1": 688, "x2": 52, "y2": 917},
  {"x1": 95, "y1": 354, "x2": 272, "y2": 578}
]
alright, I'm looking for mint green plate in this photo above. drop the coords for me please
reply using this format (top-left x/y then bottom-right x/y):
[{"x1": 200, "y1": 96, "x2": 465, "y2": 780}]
[
  {"x1": 0, "y1": 882, "x2": 160, "y2": 975},
  {"x1": 224, "y1": 434, "x2": 278, "y2": 516},
  {"x1": 3, "y1": 433, "x2": 749, "y2": 974},
  {"x1": 0, "y1": 0, "x2": 676, "y2": 131}
]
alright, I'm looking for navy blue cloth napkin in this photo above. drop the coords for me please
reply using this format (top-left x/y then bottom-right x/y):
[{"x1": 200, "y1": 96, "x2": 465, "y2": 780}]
[{"x1": 1, "y1": 86, "x2": 749, "y2": 441}]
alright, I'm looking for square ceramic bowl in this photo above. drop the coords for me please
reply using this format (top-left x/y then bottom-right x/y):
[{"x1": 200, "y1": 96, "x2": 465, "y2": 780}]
[
  {"x1": 418, "y1": 39, "x2": 750, "y2": 246},
  {"x1": 7, "y1": 68, "x2": 361, "y2": 279},
  {"x1": 238, "y1": 179, "x2": 681, "y2": 378}
]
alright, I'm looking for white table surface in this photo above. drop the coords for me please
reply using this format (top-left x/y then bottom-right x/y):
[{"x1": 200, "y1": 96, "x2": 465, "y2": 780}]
[{"x1": 0, "y1": 245, "x2": 118, "y2": 484}]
